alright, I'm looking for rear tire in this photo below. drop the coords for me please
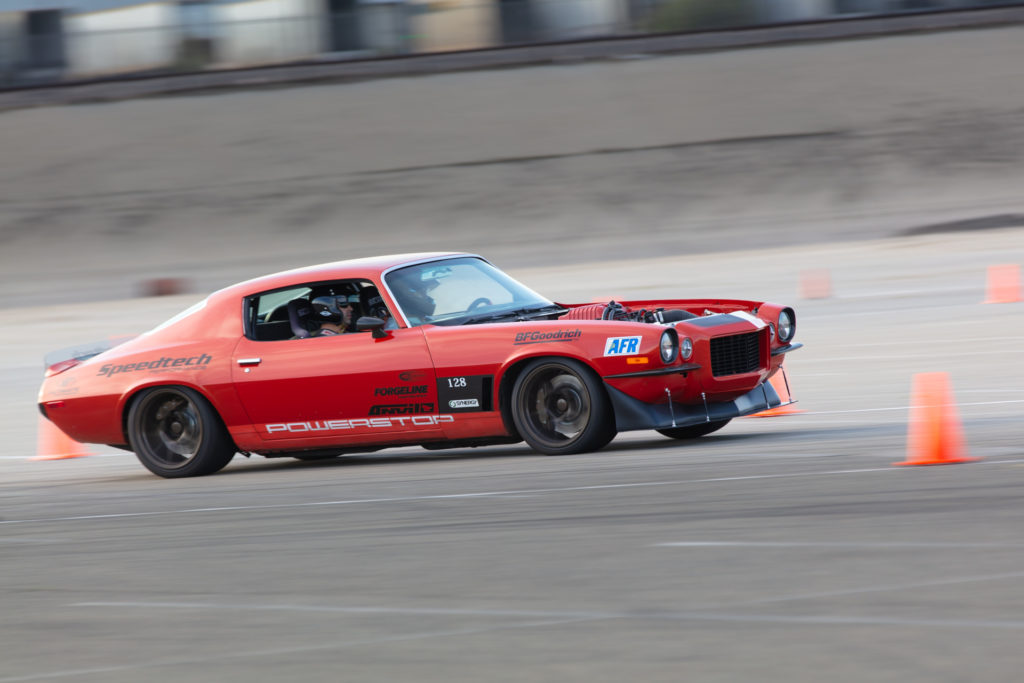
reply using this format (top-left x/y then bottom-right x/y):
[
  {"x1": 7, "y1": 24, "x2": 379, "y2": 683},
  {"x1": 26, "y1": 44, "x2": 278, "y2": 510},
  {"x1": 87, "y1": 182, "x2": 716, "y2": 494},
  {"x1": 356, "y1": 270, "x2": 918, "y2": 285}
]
[
  {"x1": 657, "y1": 419, "x2": 731, "y2": 440},
  {"x1": 128, "y1": 386, "x2": 235, "y2": 478},
  {"x1": 511, "y1": 358, "x2": 616, "y2": 455}
]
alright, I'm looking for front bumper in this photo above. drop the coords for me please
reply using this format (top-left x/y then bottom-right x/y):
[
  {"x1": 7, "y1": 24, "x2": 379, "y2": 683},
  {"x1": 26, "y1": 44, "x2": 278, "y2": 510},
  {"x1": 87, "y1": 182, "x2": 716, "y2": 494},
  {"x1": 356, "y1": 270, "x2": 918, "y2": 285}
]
[{"x1": 605, "y1": 380, "x2": 784, "y2": 432}]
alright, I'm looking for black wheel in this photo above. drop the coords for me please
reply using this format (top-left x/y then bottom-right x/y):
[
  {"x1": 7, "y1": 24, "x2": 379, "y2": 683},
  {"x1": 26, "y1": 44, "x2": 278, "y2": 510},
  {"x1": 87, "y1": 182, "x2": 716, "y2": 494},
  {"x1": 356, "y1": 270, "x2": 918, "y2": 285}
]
[
  {"x1": 467, "y1": 297, "x2": 492, "y2": 311},
  {"x1": 511, "y1": 358, "x2": 616, "y2": 455},
  {"x1": 127, "y1": 386, "x2": 235, "y2": 478},
  {"x1": 657, "y1": 419, "x2": 731, "y2": 440}
]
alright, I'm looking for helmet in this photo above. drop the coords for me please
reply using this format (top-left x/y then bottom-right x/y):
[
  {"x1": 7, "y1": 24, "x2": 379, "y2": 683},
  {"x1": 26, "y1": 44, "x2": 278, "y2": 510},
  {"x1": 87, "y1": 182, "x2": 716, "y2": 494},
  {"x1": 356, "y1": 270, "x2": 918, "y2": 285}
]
[
  {"x1": 359, "y1": 286, "x2": 390, "y2": 320},
  {"x1": 391, "y1": 270, "x2": 436, "y2": 321},
  {"x1": 310, "y1": 296, "x2": 345, "y2": 324}
]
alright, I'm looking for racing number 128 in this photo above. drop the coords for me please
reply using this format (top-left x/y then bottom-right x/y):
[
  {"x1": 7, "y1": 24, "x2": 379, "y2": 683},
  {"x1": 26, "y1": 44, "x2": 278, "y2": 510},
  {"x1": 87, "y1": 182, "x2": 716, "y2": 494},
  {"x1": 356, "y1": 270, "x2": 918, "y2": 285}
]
[{"x1": 447, "y1": 377, "x2": 467, "y2": 388}]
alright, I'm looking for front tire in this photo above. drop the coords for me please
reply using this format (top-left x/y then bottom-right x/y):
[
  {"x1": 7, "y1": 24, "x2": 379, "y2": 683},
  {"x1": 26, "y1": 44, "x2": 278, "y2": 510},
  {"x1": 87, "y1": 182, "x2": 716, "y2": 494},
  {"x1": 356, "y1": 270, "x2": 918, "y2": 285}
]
[
  {"x1": 511, "y1": 358, "x2": 616, "y2": 455},
  {"x1": 657, "y1": 419, "x2": 731, "y2": 440},
  {"x1": 128, "y1": 386, "x2": 235, "y2": 478}
]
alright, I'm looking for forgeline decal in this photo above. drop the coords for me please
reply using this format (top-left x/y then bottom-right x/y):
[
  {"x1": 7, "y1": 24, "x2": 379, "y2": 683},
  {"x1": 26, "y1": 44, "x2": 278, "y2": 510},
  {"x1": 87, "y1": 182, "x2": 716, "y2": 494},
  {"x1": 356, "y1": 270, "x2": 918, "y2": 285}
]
[
  {"x1": 603, "y1": 336, "x2": 642, "y2": 356},
  {"x1": 369, "y1": 403, "x2": 435, "y2": 415},
  {"x1": 265, "y1": 415, "x2": 454, "y2": 433},
  {"x1": 98, "y1": 354, "x2": 212, "y2": 377},
  {"x1": 513, "y1": 329, "x2": 582, "y2": 345},
  {"x1": 449, "y1": 399, "x2": 480, "y2": 409},
  {"x1": 373, "y1": 385, "x2": 428, "y2": 396}
]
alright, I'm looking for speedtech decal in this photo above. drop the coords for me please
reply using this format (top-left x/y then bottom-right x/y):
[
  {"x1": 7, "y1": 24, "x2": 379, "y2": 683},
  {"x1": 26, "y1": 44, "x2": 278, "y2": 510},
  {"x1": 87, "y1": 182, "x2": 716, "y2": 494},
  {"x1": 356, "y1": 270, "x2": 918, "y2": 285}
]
[
  {"x1": 603, "y1": 337, "x2": 641, "y2": 356},
  {"x1": 513, "y1": 329, "x2": 582, "y2": 345},
  {"x1": 98, "y1": 354, "x2": 212, "y2": 377}
]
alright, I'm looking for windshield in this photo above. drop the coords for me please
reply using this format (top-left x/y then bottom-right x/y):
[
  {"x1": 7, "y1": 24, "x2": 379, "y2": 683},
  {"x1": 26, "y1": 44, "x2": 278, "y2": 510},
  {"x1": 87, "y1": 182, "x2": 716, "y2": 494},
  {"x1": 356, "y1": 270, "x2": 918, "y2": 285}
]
[{"x1": 384, "y1": 257, "x2": 558, "y2": 326}]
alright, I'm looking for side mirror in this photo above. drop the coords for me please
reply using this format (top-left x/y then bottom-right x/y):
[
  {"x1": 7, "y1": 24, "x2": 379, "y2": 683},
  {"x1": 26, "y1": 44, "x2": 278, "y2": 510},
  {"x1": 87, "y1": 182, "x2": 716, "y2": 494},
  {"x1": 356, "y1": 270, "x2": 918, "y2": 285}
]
[{"x1": 356, "y1": 316, "x2": 389, "y2": 339}]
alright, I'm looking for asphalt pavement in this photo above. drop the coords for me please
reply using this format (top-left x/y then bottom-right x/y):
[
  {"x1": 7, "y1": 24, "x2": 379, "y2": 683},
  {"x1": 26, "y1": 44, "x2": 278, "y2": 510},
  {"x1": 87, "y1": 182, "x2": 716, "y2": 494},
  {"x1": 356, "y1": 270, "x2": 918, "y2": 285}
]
[{"x1": 2, "y1": 229, "x2": 1024, "y2": 682}]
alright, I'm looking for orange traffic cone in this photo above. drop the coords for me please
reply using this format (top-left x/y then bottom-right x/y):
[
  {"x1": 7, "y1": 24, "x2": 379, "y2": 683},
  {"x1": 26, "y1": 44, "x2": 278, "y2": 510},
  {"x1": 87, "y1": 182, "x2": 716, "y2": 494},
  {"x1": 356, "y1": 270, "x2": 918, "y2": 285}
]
[
  {"x1": 982, "y1": 264, "x2": 1021, "y2": 304},
  {"x1": 894, "y1": 372, "x2": 978, "y2": 466},
  {"x1": 31, "y1": 417, "x2": 92, "y2": 461},
  {"x1": 800, "y1": 269, "x2": 832, "y2": 299},
  {"x1": 747, "y1": 366, "x2": 804, "y2": 417}
]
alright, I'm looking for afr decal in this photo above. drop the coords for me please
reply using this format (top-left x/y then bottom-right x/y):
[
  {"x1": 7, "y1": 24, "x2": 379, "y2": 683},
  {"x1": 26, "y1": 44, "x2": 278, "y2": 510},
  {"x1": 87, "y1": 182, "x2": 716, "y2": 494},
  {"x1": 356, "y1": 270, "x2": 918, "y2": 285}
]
[{"x1": 603, "y1": 336, "x2": 642, "y2": 356}]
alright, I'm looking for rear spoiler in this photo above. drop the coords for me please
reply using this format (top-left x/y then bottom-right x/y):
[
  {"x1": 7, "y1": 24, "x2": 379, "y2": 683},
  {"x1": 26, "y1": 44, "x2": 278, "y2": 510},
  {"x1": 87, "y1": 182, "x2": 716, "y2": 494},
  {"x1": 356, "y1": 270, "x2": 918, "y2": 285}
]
[{"x1": 43, "y1": 336, "x2": 136, "y2": 373}]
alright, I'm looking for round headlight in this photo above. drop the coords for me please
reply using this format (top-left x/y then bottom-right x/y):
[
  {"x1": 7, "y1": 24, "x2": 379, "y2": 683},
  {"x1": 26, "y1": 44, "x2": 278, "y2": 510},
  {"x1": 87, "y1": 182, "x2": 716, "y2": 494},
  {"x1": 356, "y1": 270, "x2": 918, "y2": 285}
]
[
  {"x1": 680, "y1": 336, "x2": 693, "y2": 361},
  {"x1": 777, "y1": 309, "x2": 795, "y2": 343},
  {"x1": 660, "y1": 330, "x2": 678, "y2": 363}
]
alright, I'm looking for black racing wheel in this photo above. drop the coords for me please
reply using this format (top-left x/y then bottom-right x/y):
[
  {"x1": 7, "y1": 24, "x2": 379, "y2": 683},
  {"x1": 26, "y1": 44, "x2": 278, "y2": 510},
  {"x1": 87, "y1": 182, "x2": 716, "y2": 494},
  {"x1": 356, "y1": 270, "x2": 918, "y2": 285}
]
[
  {"x1": 127, "y1": 386, "x2": 236, "y2": 478},
  {"x1": 467, "y1": 297, "x2": 492, "y2": 311},
  {"x1": 511, "y1": 358, "x2": 616, "y2": 455},
  {"x1": 657, "y1": 419, "x2": 731, "y2": 440}
]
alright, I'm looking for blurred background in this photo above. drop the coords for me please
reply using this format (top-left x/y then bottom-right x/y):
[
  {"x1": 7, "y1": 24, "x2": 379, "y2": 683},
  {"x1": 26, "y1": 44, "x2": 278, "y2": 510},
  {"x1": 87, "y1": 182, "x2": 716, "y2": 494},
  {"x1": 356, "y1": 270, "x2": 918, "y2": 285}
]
[
  {"x1": 3, "y1": 6, "x2": 1024, "y2": 681},
  {"x1": 1, "y1": 0, "x2": 1023, "y2": 85},
  {"x1": 1, "y1": 2, "x2": 1024, "y2": 306}
]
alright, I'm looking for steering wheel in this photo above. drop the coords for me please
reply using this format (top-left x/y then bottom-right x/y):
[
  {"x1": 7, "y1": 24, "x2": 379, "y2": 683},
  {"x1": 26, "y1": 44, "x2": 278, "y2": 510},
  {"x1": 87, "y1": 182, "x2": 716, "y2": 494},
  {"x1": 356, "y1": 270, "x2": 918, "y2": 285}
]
[{"x1": 467, "y1": 297, "x2": 492, "y2": 311}]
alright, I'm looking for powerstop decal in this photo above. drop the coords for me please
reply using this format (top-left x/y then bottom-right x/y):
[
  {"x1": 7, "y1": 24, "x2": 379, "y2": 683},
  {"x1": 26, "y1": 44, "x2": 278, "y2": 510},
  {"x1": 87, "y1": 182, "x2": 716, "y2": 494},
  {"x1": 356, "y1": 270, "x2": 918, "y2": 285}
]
[
  {"x1": 265, "y1": 415, "x2": 453, "y2": 434},
  {"x1": 603, "y1": 336, "x2": 641, "y2": 356},
  {"x1": 513, "y1": 329, "x2": 582, "y2": 345},
  {"x1": 438, "y1": 375, "x2": 492, "y2": 413},
  {"x1": 98, "y1": 354, "x2": 212, "y2": 377}
]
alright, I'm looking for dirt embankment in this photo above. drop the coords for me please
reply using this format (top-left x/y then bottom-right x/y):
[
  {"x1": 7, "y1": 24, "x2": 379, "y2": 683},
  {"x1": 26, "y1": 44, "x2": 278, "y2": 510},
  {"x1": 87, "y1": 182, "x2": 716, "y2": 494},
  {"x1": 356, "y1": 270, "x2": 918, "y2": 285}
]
[{"x1": 2, "y1": 25, "x2": 1023, "y2": 304}]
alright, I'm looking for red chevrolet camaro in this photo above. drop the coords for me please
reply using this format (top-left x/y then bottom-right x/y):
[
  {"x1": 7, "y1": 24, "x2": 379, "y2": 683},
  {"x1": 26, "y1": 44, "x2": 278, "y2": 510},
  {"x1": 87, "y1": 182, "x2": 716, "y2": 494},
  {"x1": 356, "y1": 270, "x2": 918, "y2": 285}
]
[{"x1": 38, "y1": 253, "x2": 801, "y2": 477}]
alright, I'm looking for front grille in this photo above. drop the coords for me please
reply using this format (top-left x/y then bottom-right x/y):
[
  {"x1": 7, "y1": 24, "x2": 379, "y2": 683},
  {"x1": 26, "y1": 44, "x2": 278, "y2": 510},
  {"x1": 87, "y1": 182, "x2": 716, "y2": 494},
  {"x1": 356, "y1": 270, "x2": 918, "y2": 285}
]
[{"x1": 710, "y1": 331, "x2": 762, "y2": 377}]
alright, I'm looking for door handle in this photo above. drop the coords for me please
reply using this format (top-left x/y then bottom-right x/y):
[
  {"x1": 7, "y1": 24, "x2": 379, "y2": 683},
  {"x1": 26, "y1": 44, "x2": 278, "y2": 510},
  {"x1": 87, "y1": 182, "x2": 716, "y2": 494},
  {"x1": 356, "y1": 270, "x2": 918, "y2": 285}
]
[{"x1": 237, "y1": 357, "x2": 262, "y2": 366}]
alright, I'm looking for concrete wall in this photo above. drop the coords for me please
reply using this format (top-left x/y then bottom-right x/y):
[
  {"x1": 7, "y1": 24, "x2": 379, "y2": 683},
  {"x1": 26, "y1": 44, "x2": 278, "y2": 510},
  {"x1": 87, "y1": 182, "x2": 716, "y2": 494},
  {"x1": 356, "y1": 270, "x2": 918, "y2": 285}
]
[
  {"x1": 66, "y1": 3, "x2": 176, "y2": 74},
  {"x1": 532, "y1": 0, "x2": 624, "y2": 39},
  {"x1": 0, "y1": 12, "x2": 22, "y2": 79},
  {"x1": 218, "y1": 0, "x2": 323, "y2": 65},
  {"x1": 410, "y1": 0, "x2": 497, "y2": 52}
]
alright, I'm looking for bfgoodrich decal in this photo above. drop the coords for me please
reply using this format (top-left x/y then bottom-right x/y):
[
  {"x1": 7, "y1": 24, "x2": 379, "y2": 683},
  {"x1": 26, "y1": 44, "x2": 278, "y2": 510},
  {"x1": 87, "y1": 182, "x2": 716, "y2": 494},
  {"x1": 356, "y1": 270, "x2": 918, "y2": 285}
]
[{"x1": 513, "y1": 329, "x2": 582, "y2": 345}]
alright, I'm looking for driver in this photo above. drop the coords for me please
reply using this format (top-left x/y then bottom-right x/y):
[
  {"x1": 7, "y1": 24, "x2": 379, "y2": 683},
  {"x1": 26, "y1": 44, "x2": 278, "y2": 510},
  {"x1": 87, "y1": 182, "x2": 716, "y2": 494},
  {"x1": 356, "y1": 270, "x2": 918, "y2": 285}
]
[
  {"x1": 389, "y1": 269, "x2": 437, "y2": 325},
  {"x1": 309, "y1": 295, "x2": 353, "y2": 336}
]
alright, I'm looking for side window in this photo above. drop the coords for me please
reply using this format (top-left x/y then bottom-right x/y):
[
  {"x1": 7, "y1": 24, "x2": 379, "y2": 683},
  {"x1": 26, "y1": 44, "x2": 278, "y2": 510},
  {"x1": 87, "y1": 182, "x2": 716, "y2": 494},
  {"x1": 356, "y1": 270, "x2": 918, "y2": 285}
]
[
  {"x1": 246, "y1": 286, "x2": 311, "y2": 341},
  {"x1": 246, "y1": 280, "x2": 385, "y2": 341}
]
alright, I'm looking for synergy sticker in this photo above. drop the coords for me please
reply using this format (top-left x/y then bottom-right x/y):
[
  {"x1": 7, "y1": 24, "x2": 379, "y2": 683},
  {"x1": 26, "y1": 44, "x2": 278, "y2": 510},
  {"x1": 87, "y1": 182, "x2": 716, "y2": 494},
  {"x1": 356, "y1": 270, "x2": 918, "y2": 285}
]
[
  {"x1": 449, "y1": 399, "x2": 480, "y2": 409},
  {"x1": 603, "y1": 336, "x2": 642, "y2": 356}
]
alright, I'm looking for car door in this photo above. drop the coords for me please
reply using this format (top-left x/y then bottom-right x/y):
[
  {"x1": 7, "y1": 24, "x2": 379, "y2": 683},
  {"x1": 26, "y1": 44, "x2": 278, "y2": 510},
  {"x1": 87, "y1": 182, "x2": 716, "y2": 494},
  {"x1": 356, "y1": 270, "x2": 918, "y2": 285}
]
[{"x1": 231, "y1": 328, "x2": 441, "y2": 445}]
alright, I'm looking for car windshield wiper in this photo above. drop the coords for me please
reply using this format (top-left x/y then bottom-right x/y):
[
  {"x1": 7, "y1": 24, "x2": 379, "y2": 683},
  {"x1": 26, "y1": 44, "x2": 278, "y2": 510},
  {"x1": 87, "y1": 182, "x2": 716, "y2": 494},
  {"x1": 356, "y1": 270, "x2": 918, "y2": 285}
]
[{"x1": 458, "y1": 304, "x2": 567, "y2": 325}]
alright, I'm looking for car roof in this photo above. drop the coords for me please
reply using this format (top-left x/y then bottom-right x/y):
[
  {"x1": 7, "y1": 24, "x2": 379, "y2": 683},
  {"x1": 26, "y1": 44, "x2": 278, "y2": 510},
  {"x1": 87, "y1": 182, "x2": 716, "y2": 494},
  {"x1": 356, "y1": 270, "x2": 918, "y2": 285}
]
[{"x1": 214, "y1": 252, "x2": 476, "y2": 300}]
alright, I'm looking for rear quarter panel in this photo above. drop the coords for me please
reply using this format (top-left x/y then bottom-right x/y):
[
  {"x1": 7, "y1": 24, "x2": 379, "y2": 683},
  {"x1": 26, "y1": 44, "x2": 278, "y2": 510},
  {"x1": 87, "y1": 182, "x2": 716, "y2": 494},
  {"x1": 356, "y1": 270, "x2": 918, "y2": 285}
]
[{"x1": 39, "y1": 293, "x2": 247, "y2": 446}]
